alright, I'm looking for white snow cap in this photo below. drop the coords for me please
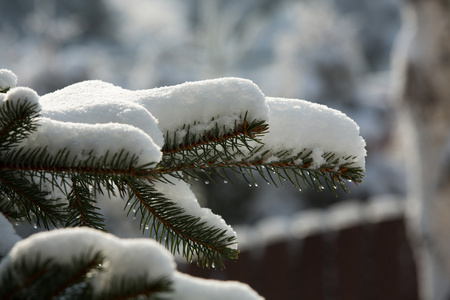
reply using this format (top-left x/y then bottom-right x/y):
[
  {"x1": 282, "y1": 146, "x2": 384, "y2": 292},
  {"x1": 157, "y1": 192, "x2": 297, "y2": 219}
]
[
  {"x1": 264, "y1": 97, "x2": 366, "y2": 169},
  {"x1": 2, "y1": 87, "x2": 40, "y2": 109},
  {"x1": 0, "y1": 227, "x2": 176, "y2": 294},
  {"x1": 0, "y1": 69, "x2": 18, "y2": 91},
  {"x1": 153, "y1": 177, "x2": 237, "y2": 248},
  {"x1": 171, "y1": 272, "x2": 264, "y2": 300},
  {"x1": 0, "y1": 227, "x2": 263, "y2": 299},
  {"x1": 38, "y1": 77, "x2": 269, "y2": 165}
]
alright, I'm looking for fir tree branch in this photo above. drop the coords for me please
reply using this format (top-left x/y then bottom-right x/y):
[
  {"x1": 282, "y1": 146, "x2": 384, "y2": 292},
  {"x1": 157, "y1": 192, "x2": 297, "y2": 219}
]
[
  {"x1": 0, "y1": 170, "x2": 66, "y2": 229},
  {"x1": 65, "y1": 177, "x2": 106, "y2": 230},
  {"x1": 0, "y1": 98, "x2": 40, "y2": 152},
  {"x1": 156, "y1": 113, "x2": 364, "y2": 193},
  {"x1": 0, "y1": 249, "x2": 104, "y2": 300},
  {"x1": 124, "y1": 177, "x2": 238, "y2": 269}
]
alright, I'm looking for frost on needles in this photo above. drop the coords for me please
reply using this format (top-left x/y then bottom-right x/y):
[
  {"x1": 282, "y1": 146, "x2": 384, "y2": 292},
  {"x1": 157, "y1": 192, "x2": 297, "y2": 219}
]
[{"x1": 0, "y1": 69, "x2": 365, "y2": 299}]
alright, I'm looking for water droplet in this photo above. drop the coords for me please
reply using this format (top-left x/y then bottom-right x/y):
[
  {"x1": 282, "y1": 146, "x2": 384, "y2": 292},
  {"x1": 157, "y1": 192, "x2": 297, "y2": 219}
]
[
  {"x1": 14, "y1": 222, "x2": 19, "y2": 226},
  {"x1": 254, "y1": 183, "x2": 258, "y2": 187},
  {"x1": 267, "y1": 182, "x2": 271, "y2": 185},
  {"x1": 223, "y1": 180, "x2": 228, "y2": 184},
  {"x1": 33, "y1": 224, "x2": 37, "y2": 229},
  {"x1": 145, "y1": 225, "x2": 149, "y2": 230},
  {"x1": 205, "y1": 181, "x2": 210, "y2": 185},
  {"x1": 319, "y1": 185, "x2": 324, "y2": 190},
  {"x1": 133, "y1": 209, "x2": 136, "y2": 213},
  {"x1": 248, "y1": 184, "x2": 252, "y2": 187}
]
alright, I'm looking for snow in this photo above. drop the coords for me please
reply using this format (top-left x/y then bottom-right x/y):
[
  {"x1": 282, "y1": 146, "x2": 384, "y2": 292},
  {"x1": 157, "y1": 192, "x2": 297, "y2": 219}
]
[
  {"x1": 20, "y1": 118, "x2": 162, "y2": 165},
  {"x1": 264, "y1": 97, "x2": 366, "y2": 169},
  {"x1": 0, "y1": 69, "x2": 17, "y2": 91},
  {"x1": 0, "y1": 227, "x2": 176, "y2": 294},
  {"x1": 234, "y1": 195, "x2": 405, "y2": 246},
  {"x1": 0, "y1": 227, "x2": 262, "y2": 299},
  {"x1": 171, "y1": 272, "x2": 264, "y2": 300},
  {"x1": 2, "y1": 87, "x2": 40, "y2": 109},
  {"x1": 0, "y1": 213, "x2": 21, "y2": 257},
  {"x1": 39, "y1": 77, "x2": 268, "y2": 148},
  {"x1": 153, "y1": 177, "x2": 237, "y2": 247}
]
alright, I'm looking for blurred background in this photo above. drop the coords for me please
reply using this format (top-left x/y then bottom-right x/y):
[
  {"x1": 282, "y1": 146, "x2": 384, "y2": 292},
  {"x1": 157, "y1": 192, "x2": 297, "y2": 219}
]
[
  {"x1": 2, "y1": 0, "x2": 417, "y2": 298},
  {"x1": 1, "y1": 0, "x2": 404, "y2": 223}
]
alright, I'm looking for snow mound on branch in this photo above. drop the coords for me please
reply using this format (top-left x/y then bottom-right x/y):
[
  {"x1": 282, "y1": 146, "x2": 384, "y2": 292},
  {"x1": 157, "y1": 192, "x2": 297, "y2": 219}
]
[
  {"x1": 0, "y1": 227, "x2": 262, "y2": 299},
  {"x1": 0, "y1": 69, "x2": 18, "y2": 91},
  {"x1": 172, "y1": 272, "x2": 264, "y2": 300},
  {"x1": 22, "y1": 118, "x2": 162, "y2": 163},
  {"x1": 40, "y1": 77, "x2": 268, "y2": 148},
  {"x1": 153, "y1": 177, "x2": 237, "y2": 245},
  {"x1": 2, "y1": 87, "x2": 40, "y2": 109},
  {"x1": 264, "y1": 97, "x2": 366, "y2": 169}
]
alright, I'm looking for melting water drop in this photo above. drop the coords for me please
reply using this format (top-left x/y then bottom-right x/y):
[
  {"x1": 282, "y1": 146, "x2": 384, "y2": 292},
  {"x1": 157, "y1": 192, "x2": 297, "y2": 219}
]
[
  {"x1": 205, "y1": 181, "x2": 210, "y2": 185},
  {"x1": 145, "y1": 225, "x2": 149, "y2": 230},
  {"x1": 223, "y1": 180, "x2": 228, "y2": 184}
]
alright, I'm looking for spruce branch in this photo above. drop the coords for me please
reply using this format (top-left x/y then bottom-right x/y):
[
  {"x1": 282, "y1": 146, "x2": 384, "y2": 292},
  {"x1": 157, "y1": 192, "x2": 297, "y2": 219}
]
[
  {"x1": 0, "y1": 249, "x2": 104, "y2": 300},
  {"x1": 156, "y1": 112, "x2": 364, "y2": 193},
  {"x1": 124, "y1": 177, "x2": 238, "y2": 269},
  {"x1": 0, "y1": 97, "x2": 40, "y2": 152},
  {"x1": 0, "y1": 169, "x2": 65, "y2": 229},
  {"x1": 65, "y1": 176, "x2": 106, "y2": 230}
]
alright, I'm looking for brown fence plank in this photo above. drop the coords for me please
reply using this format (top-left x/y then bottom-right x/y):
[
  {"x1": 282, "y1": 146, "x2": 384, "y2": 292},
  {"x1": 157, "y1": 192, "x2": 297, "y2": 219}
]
[
  {"x1": 335, "y1": 225, "x2": 368, "y2": 300},
  {"x1": 259, "y1": 240, "x2": 292, "y2": 300},
  {"x1": 294, "y1": 234, "x2": 325, "y2": 300}
]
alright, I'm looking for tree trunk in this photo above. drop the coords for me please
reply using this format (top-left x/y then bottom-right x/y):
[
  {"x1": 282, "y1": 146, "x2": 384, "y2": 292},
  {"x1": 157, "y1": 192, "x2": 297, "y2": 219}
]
[{"x1": 393, "y1": 0, "x2": 450, "y2": 299}]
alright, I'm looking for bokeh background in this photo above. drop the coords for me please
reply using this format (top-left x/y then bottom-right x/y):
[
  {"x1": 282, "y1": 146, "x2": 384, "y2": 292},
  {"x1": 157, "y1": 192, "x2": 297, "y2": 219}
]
[{"x1": 0, "y1": 0, "x2": 404, "y2": 227}]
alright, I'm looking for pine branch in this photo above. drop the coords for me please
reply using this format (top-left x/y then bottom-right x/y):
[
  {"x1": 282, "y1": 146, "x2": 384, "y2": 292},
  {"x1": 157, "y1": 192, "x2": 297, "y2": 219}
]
[
  {"x1": 0, "y1": 97, "x2": 40, "y2": 152},
  {"x1": 156, "y1": 113, "x2": 364, "y2": 193},
  {"x1": 0, "y1": 249, "x2": 103, "y2": 300},
  {"x1": 0, "y1": 169, "x2": 66, "y2": 229},
  {"x1": 65, "y1": 176, "x2": 106, "y2": 230},
  {"x1": 124, "y1": 177, "x2": 238, "y2": 269}
]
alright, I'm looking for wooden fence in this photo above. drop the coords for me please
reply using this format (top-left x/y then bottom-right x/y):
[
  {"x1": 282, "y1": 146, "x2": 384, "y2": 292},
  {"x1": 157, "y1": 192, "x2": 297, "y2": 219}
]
[{"x1": 179, "y1": 198, "x2": 419, "y2": 300}]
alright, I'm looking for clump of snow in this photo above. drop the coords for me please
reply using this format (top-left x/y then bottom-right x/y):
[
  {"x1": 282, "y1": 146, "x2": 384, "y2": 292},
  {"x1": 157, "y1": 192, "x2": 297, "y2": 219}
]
[
  {"x1": 0, "y1": 227, "x2": 263, "y2": 299},
  {"x1": 365, "y1": 194, "x2": 405, "y2": 222},
  {"x1": 291, "y1": 209, "x2": 327, "y2": 239},
  {"x1": 0, "y1": 69, "x2": 18, "y2": 91},
  {"x1": 134, "y1": 77, "x2": 269, "y2": 140},
  {"x1": 171, "y1": 272, "x2": 264, "y2": 300},
  {"x1": 264, "y1": 97, "x2": 366, "y2": 169},
  {"x1": 325, "y1": 200, "x2": 364, "y2": 230},
  {"x1": 2, "y1": 87, "x2": 41, "y2": 109},
  {"x1": 39, "y1": 80, "x2": 164, "y2": 147},
  {"x1": 40, "y1": 78, "x2": 268, "y2": 149},
  {"x1": 153, "y1": 177, "x2": 237, "y2": 247},
  {"x1": 0, "y1": 214, "x2": 21, "y2": 257},
  {"x1": 0, "y1": 227, "x2": 176, "y2": 294},
  {"x1": 20, "y1": 118, "x2": 162, "y2": 165},
  {"x1": 256, "y1": 215, "x2": 292, "y2": 246}
]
